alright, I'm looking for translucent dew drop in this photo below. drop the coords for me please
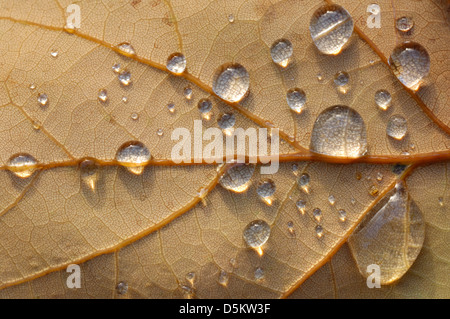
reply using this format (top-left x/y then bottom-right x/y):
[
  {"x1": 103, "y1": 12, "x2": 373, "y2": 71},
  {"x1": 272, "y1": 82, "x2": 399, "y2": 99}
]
[
  {"x1": 156, "y1": 128, "x2": 164, "y2": 136},
  {"x1": 7, "y1": 153, "x2": 38, "y2": 178},
  {"x1": 328, "y1": 195, "x2": 336, "y2": 205},
  {"x1": 270, "y1": 39, "x2": 293, "y2": 68},
  {"x1": 198, "y1": 98, "x2": 213, "y2": 118},
  {"x1": 80, "y1": 158, "x2": 99, "y2": 191},
  {"x1": 50, "y1": 50, "x2": 58, "y2": 58},
  {"x1": 118, "y1": 70, "x2": 132, "y2": 86},
  {"x1": 212, "y1": 63, "x2": 249, "y2": 103},
  {"x1": 298, "y1": 173, "x2": 311, "y2": 193},
  {"x1": 98, "y1": 89, "x2": 108, "y2": 103},
  {"x1": 254, "y1": 267, "x2": 264, "y2": 280},
  {"x1": 131, "y1": 113, "x2": 139, "y2": 120},
  {"x1": 286, "y1": 88, "x2": 306, "y2": 114},
  {"x1": 369, "y1": 185, "x2": 379, "y2": 196},
  {"x1": 438, "y1": 197, "x2": 444, "y2": 207},
  {"x1": 166, "y1": 52, "x2": 186, "y2": 74},
  {"x1": 115, "y1": 141, "x2": 151, "y2": 175},
  {"x1": 338, "y1": 209, "x2": 347, "y2": 222},
  {"x1": 396, "y1": 16, "x2": 414, "y2": 33},
  {"x1": 315, "y1": 225, "x2": 324, "y2": 238},
  {"x1": 309, "y1": 4, "x2": 354, "y2": 55},
  {"x1": 183, "y1": 87, "x2": 193, "y2": 100},
  {"x1": 218, "y1": 270, "x2": 229, "y2": 286},
  {"x1": 256, "y1": 179, "x2": 276, "y2": 205},
  {"x1": 243, "y1": 220, "x2": 271, "y2": 252},
  {"x1": 122, "y1": 96, "x2": 128, "y2": 103},
  {"x1": 296, "y1": 200, "x2": 306, "y2": 214},
  {"x1": 37, "y1": 93, "x2": 48, "y2": 106},
  {"x1": 29, "y1": 83, "x2": 36, "y2": 90},
  {"x1": 310, "y1": 105, "x2": 367, "y2": 158},
  {"x1": 116, "y1": 42, "x2": 136, "y2": 57},
  {"x1": 116, "y1": 281, "x2": 128, "y2": 295},
  {"x1": 287, "y1": 221, "x2": 295, "y2": 236},
  {"x1": 228, "y1": 14, "x2": 235, "y2": 23},
  {"x1": 387, "y1": 114, "x2": 407, "y2": 140},
  {"x1": 219, "y1": 163, "x2": 255, "y2": 193},
  {"x1": 334, "y1": 71, "x2": 350, "y2": 93},
  {"x1": 185, "y1": 272, "x2": 196, "y2": 285},
  {"x1": 374, "y1": 89, "x2": 392, "y2": 110},
  {"x1": 217, "y1": 113, "x2": 236, "y2": 135},
  {"x1": 112, "y1": 63, "x2": 121, "y2": 73},
  {"x1": 167, "y1": 103, "x2": 175, "y2": 114},
  {"x1": 388, "y1": 42, "x2": 430, "y2": 91},
  {"x1": 313, "y1": 208, "x2": 322, "y2": 222},
  {"x1": 348, "y1": 182, "x2": 425, "y2": 285}
]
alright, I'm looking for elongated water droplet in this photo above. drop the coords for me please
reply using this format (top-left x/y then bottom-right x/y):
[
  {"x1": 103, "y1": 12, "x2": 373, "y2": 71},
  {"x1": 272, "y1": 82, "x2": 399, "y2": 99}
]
[
  {"x1": 334, "y1": 71, "x2": 350, "y2": 93},
  {"x1": 315, "y1": 225, "x2": 324, "y2": 238},
  {"x1": 256, "y1": 179, "x2": 276, "y2": 205},
  {"x1": 183, "y1": 87, "x2": 193, "y2": 100},
  {"x1": 219, "y1": 164, "x2": 255, "y2": 193},
  {"x1": 374, "y1": 89, "x2": 391, "y2": 110},
  {"x1": 309, "y1": 4, "x2": 354, "y2": 55},
  {"x1": 166, "y1": 52, "x2": 186, "y2": 74},
  {"x1": 37, "y1": 93, "x2": 48, "y2": 106},
  {"x1": 243, "y1": 220, "x2": 271, "y2": 251},
  {"x1": 310, "y1": 105, "x2": 367, "y2": 158},
  {"x1": 387, "y1": 115, "x2": 407, "y2": 140},
  {"x1": 270, "y1": 39, "x2": 293, "y2": 68},
  {"x1": 116, "y1": 42, "x2": 136, "y2": 57},
  {"x1": 116, "y1": 281, "x2": 128, "y2": 295},
  {"x1": 298, "y1": 173, "x2": 311, "y2": 193},
  {"x1": 287, "y1": 221, "x2": 295, "y2": 236},
  {"x1": 438, "y1": 197, "x2": 444, "y2": 207},
  {"x1": 118, "y1": 70, "x2": 132, "y2": 86},
  {"x1": 80, "y1": 158, "x2": 99, "y2": 191},
  {"x1": 218, "y1": 113, "x2": 236, "y2": 135},
  {"x1": 116, "y1": 141, "x2": 151, "y2": 175},
  {"x1": 212, "y1": 63, "x2": 249, "y2": 103},
  {"x1": 219, "y1": 270, "x2": 229, "y2": 286},
  {"x1": 228, "y1": 14, "x2": 235, "y2": 23},
  {"x1": 167, "y1": 103, "x2": 175, "y2": 114},
  {"x1": 396, "y1": 17, "x2": 414, "y2": 33},
  {"x1": 7, "y1": 153, "x2": 38, "y2": 178},
  {"x1": 313, "y1": 208, "x2": 322, "y2": 222},
  {"x1": 348, "y1": 182, "x2": 425, "y2": 284},
  {"x1": 98, "y1": 89, "x2": 108, "y2": 103},
  {"x1": 296, "y1": 200, "x2": 306, "y2": 214},
  {"x1": 286, "y1": 88, "x2": 306, "y2": 114},
  {"x1": 338, "y1": 209, "x2": 347, "y2": 222},
  {"x1": 388, "y1": 42, "x2": 430, "y2": 91}
]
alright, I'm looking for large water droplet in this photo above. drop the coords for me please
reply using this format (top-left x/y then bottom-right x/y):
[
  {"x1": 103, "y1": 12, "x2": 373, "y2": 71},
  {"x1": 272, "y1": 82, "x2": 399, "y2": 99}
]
[
  {"x1": 80, "y1": 158, "x2": 99, "y2": 191},
  {"x1": 166, "y1": 52, "x2": 186, "y2": 74},
  {"x1": 348, "y1": 182, "x2": 425, "y2": 285},
  {"x1": 387, "y1": 115, "x2": 407, "y2": 140},
  {"x1": 115, "y1": 141, "x2": 151, "y2": 175},
  {"x1": 256, "y1": 179, "x2": 276, "y2": 205},
  {"x1": 116, "y1": 42, "x2": 136, "y2": 57},
  {"x1": 243, "y1": 220, "x2": 271, "y2": 249},
  {"x1": 396, "y1": 17, "x2": 414, "y2": 33},
  {"x1": 310, "y1": 105, "x2": 367, "y2": 158},
  {"x1": 212, "y1": 63, "x2": 249, "y2": 103},
  {"x1": 219, "y1": 164, "x2": 255, "y2": 193},
  {"x1": 388, "y1": 42, "x2": 430, "y2": 91},
  {"x1": 270, "y1": 39, "x2": 293, "y2": 68},
  {"x1": 286, "y1": 88, "x2": 306, "y2": 114},
  {"x1": 374, "y1": 89, "x2": 392, "y2": 110},
  {"x1": 309, "y1": 4, "x2": 354, "y2": 55},
  {"x1": 7, "y1": 153, "x2": 38, "y2": 178}
]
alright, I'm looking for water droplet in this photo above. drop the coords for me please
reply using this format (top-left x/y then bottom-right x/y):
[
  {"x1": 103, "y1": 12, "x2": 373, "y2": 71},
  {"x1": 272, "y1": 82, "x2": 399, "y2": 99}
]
[
  {"x1": 167, "y1": 103, "x2": 175, "y2": 113},
  {"x1": 186, "y1": 272, "x2": 196, "y2": 285},
  {"x1": 98, "y1": 89, "x2": 108, "y2": 103},
  {"x1": 298, "y1": 173, "x2": 311, "y2": 193},
  {"x1": 29, "y1": 83, "x2": 36, "y2": 90},
  {"x1": 309, "y1": 4, "x2": 354, "y2": 55},
  {"x1": 387, "y1": 115, "x2": 407, "y2": 140},
  {"x1": 310, "y1": 105, "x2": 367, "y2": 158},
  {"x1": 212, "y1": 63, "x2": 249, "y2": 103},
  {"x1": 7, "y1": 153, "x2": 38, "y2": 178},
  {"x1": 50, "y1": 50, "x2": 58, "y2": 58},
  {"x1": 338, "y1": 209, "x2": 347, "y2": 222},
  {"x1": 388, "y1": 42, "x2": 430, "y2": 91},
  {"x1": 287, "y1": 221, "x2": 295, "y2": 235},
  {"x1": 131, "y1": 112, "x2": 139, "y2": 120},
  {"x1": 374, "y1": 89, "x2": 392, "y2": 110},
  {"x1": 228, "y1": 14, "x2": 235, "y2": 23},
  {"x1": 116, "y1": 281, "x2": 128, "y2": 295},
  {"x1": 334, "y1": 71, "x2": 350, "y2": 93},
  {"x1": 348, "y1": 182, "x2": 425, "y2": 284},
  {"x1": 198, "y1": 98, "x2": 213, "y2": 118},
  {"x1": 183, "y1": 87, "x2": 193, "y2": 100},
  {"x1": 296, "y1": 200, "x2": 306, "y2": 214},
  {"x1": 315, "y1": 225, "x2": 324, "y2": 238},
  {"x1": 116, "y1": 42, "x2": 136, "y2": 57},
  {"x1": 270, "y1": 39, "x2": 293, "y2": 68},
  {"x1": 181, "y1": 285, "x2": 194, "y2": 299},
  {"x1": 350, "y1": 197, "x2": 356, "y2": 205},
  {"x1": 156, "y1": 128, "x2": 164, "y2": 136},
  {"x1": 256, "y1": 179, "x2": 276, "y2": 205},
  {"x1": 218, "y1": 270, "x2": 229, "y2": 286},
  {"x1": 369, "y1": 185, "x2": 379, "y2": 196},
  {"x1": 438, "y1": 197, "x2": 444, "y2": 207},
  {"x1": 219, "y1": 164, "x2": 255, "y2": 193},
  {"x1": 166, "y1": 52, "x2": 186, "y2": 74},
  {"x1": 112, "y1": 63, "x2": 121, "y2": 73},
  {"x1": 122, "y1": 96, "x2": 128, "y2": 103},
  {"x1": 118, "y1": 70, "x2": 132, "y2": 86},
  {"x1": 317, "y1": 73, "x2": 323, "y2": 81},
  {"x1": 286, "y1": 88, "x2": 306, "y2": 114},
  {"x1": 37, "y1": 93, "x2": 48, "y2": 106},
  {"x1": 115, "y1": 141, "x2": 151, "y2": 175},
  {"x1": 328, "y1": 195, "x2": 336, "y2": 205},
  {"x1": 80, "y1": 158, "x2": 99, "y2": 191},
  {"x1": 217, "y1": 113, "x2": 236, "y2": 135},
  {"x1": 396, "y1": 16, "x2": 414, "y2": 33},
  {"x1": 243, "y1": 219, "x2": 271, "y2": 250},
  {"x1": 313, "y1": 208, "x2": 322, "y2": 222},
  {"x1": 254, "y1": 267, "x2": 264, "y2": 280}
]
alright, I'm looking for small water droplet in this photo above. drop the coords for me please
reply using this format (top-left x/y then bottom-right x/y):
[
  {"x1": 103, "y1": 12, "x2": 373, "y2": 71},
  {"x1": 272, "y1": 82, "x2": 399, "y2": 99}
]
[
  {"x1": 186, "y1": 272, "x2": 196, "y2": 285},
  {"x1": 392, "y1": 164, "x2": 408, "y2": 175},
  {"x1": 317, "y1": 73, "x2": 323, "y2": 82},
  {"x1": 156, "y1": 128, "x2": 164, "y2": 136},
  {"x1": 116, "y1": 281, "x2": 128, "y2": 295},
  {"x1": 166, "y1": 52, "x2": 186, "y2": 74},
  {"x1": 334, "y1": 71, "x2": 350, "y2": 93},
  {"x1": 217, "y1": 113, "x2": 236, "y2": 135},
  {"x1": 212, "y1": 63, "x2": 249, "y2": 103},
  {"x1": 50, "y1": 50, "x2": 58, "y2": 58},
  {"x1": 369, "y1": 185, "x2": 379, "y2": 196},
  {"x1": 37, "y1": 93, "x2": 48, "y2": 106},
  {"x1": 131, "y1": 112, "x2": 139, "y2": 120},
  {"x1": 256, "y1": 179, "x2": 276, "y2": 205},
  {"x1": 80, "y1": 158, "x2": 99, "y2": 191},
  {"x1": 396, "y1": 16, "x2": 414, "y2": 33},
  {"x1": 388, "y1": 42, "x2": 430, "y2": 91},
  {"x1": 228, "y1": 14, "x2": 235, "y2": 23},
  {"x1": 287, "y1": 221, "x2": 295, "y2": 236},
  {"x1": 122, "y1": 96, "x2": 128, "y2": 103},
  {"x1": 310, "y1": 105, "x2": 367, "y2": 158},
  {"x1": 286, "y1": 88, "x2": 306, "y2": 114},
  {"x1": 338, "y1": 209, "x2": 347, "y2": 222},
  {"x1": 350, "y1": 197, "x2": 356, "y2": 205},
  {"x1": 328, "y1": 195, "x2": 336, "y2": 205},
  {"x1": 243, "y1": 220, "x2": 271, "y2": 250},
  {"x1": 313, "y1": 208, "x2": 322, "y2": 222},
  {"x1": 438, "y1": 197, "x2": 444, "y2": 207},
  {"x1": 374, "y1": 89, "x2": 392, "y2": 110},
  {"x1": 167, "y1": 102, "x2": 175, "y2": 113},
  {"x1": 98, "y1": 89, "x2": 108, "y2": 103},
  {"x1": 315, "y1": 225, "x2": 324, "y2": 238},
  {"x1": 387, "y1": 115, "x2": 407, "y2": 140},
  {"x1": 309, "y1": 4, "x2": 354, "y2": 55},
  {"x1": 198, "y1": 98, "x2": 213, "y2": 118},
  {"x1": 296, "y1": 200, "x2": 306, "y2": 214},
  {"x1": 29, "y1": 83, "x2": 36, "y2": 90},
  {"x1": 218, "y1": 270, "x2": 229, "y2": 286},
  {"x1": 298, "y1": 173, "x2": 311, "y2": 193},
  {"x1": 376, "y1": 172, "x2": 384, "y2": 182},
  {"x1": 115, "y1": 141, "x2": 151, "y2": 175},
  {"x1": 219, "y1": 164, "x2": 255, "y2": 193},
  {"x1": 118, "y1": 70, "x2": 132, "y2": 86},
  {"x1": 112, "y1": 63, "x2": 121, "y2": 73},
  {"x1": 229, "y1": 258, "x2": 237, "y2": 268},
  {"x1": 7, "y1": 153, "x2": 38, "y2": 178},
  {"x1": 183, "y1": 87, "x2": 193, "y2": 100},
  {"x1": 270, "y1": 39, "x2": 293, "y2": 68},
  {"x1": 116, "y1": 42, "x2": 136, "y2": 57}
]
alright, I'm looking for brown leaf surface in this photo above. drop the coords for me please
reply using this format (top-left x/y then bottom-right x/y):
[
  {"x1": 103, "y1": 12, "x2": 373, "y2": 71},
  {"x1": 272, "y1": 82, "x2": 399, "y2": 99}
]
[{"x1": 0, "y1": 0, "x2": 448, "y2": 298}]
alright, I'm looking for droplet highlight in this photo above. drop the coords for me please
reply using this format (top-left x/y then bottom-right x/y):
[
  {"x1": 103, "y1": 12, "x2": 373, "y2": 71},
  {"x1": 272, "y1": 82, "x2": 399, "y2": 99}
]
[{"x1": 80, "y1": 158, "x2": 99, "y2": 191}]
